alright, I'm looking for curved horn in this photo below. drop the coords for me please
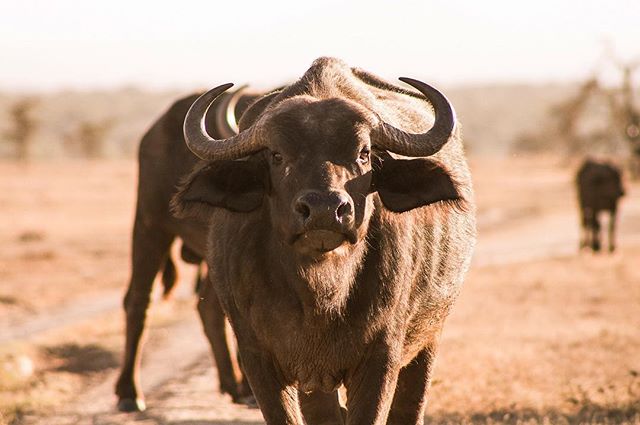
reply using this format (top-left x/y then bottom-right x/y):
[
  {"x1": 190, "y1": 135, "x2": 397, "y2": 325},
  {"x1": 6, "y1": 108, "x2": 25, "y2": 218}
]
[
  {"x1": 183, "y1": 83, "x2": 263, "y2": 161},
  {"x1": 372, "y1": 77, "x2": 456, "y2": 157},
  {"x1": 215, "y1": 84, "x2": 248, "y2": 138}
]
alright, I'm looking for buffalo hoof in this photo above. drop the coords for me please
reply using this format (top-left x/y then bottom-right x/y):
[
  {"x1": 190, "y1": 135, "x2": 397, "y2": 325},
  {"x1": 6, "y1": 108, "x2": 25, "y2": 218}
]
[
  {"x1": 234, "y1": 395, "x2": 258, "y2": 409},
  {"x1": 117, "y1": 397, "x2": 146, "y2": 412}
]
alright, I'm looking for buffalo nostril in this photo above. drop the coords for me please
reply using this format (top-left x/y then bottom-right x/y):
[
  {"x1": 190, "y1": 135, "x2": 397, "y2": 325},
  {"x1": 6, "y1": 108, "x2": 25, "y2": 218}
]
[
  {"x1": 294, "y1": 191, "x2": 353, "y2": 227},
  {"x1": 336, "y1": 201, "x2": 352, "y2": 221},
  {"x1": 295, "y1": 201, "x2": 311, "y2": 221}
]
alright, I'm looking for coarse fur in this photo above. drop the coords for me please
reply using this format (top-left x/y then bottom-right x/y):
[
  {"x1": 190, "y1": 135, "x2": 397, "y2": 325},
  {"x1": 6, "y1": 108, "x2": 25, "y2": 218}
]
[
  {"x1": 173, "y1": 57, "x2": 476, "y2": 424},
  {"x1": 114, "y1": 88, "x2": 265, "y2": 411},
  {"x1": 576, "y1": 158, "x2": 625, "y2": 252}
]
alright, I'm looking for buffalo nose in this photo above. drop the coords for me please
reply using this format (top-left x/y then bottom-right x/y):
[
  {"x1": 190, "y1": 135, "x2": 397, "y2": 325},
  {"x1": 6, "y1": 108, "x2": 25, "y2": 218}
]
[{"x1": 294, "y1": 191, "x2": 353, "y2": 227}]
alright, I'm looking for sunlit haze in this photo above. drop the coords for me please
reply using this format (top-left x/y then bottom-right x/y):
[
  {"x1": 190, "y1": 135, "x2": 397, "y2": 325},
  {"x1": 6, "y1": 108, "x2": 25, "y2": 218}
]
[{"x1": 2, "y1": 0, "x2": 639, "y2": 91}]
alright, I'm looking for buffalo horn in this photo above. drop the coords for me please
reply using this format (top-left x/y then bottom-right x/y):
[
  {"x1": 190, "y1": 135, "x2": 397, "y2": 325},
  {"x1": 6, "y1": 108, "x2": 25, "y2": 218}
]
[
  {"x1": 372, "y1": 77, "x2": 456, "y2": 157},
  {"x1": 183, "y1": 83, "x2": 262, "y2": 161},
  {"x1": 214, "y1": 84, "x2": 247, "y2": 138}
]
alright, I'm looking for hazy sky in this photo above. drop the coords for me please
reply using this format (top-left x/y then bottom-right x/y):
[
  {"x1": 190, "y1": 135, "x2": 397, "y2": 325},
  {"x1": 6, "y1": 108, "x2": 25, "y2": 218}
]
[{"x1": 2, "y1": 0, "x2": 639, "y2": 91}]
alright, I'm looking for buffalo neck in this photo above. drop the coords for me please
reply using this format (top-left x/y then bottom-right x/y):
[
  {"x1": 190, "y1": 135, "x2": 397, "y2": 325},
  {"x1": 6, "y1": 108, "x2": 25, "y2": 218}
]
[{"x1": 264, "y1": 219, "x2": 369, "y2": 322}]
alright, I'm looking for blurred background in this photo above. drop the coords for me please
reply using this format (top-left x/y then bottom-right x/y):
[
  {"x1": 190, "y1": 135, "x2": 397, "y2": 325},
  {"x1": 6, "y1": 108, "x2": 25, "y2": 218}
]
[{"x1": 1, "y1": 1, "x2": 639, "y2": 424}]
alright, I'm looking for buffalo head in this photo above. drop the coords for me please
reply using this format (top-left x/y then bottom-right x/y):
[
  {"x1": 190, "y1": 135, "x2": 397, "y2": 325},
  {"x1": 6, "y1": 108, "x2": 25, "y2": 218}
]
[{"x1": 173, "y1": 76, "x2": 463, "y2": 260}]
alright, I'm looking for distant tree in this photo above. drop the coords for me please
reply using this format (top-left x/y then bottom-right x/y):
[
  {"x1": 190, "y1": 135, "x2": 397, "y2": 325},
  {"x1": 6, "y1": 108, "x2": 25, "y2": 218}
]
[
  {"x1": 6, "y1": 97, "x2": 38, "y2": 160},
  {"x1": 551, "y1": 78, "x2": 601, "y2": 155},
  {"x1": 548, "y1": 47, "x2": 640, "y2": 176},
  {"x1": 512, "y1": 132, "x2": 552, "y2": 153},
  {"x1": 64, "y1": 119, "x2": 114, "y2": 158},
  {"x1": 609, "y1": 61, "x2": 640, "y2": 177}
]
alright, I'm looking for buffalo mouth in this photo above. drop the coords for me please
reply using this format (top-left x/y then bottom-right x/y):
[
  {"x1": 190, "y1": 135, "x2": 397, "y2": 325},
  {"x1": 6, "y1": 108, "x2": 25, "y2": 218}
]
[{"x1": 293, "y1": 230, "x2": 355, "y2": 255}]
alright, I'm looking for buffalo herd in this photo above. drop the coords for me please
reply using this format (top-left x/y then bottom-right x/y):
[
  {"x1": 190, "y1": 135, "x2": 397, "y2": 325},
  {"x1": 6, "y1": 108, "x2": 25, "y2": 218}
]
[{"x1": 114, "y1": 57, "x2": 626, "y2": 424}]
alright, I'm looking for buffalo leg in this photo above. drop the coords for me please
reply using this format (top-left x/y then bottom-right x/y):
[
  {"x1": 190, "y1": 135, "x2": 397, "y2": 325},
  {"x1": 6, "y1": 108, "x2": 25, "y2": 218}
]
[
  {"x1": 344, "y1": 344, "x2": 399, "y2": 425},
  {"x1": 299, "y1": 390, "x2": 344, "y2": 425},
  {"x1": 580, "y1": 209, "x2": 591, "y2": 250},
  {"x1": 115, "y1": 216, "x2": 174, "y2": 412},
  {"x1": 196, "y1": 273, "x2": 247, "y2": 402},
  {"x1": 591, "y1": 210, "x2": 602, "y2": 252},
  {"x1": 386, "y1": 346, "x2": 437, "y2": 425},
  {"x1": 230, "y1": 317, "x2": 304, "y2": 424},
  {"x1": 237, "y1": 349, "x2": 254, "y2": 403},
  {"x1": 239, "y1": 348, "x2": 303, "y2": 424},
  {"x1": 608, "y1": 208, "x2": 617, "y2": 252}
]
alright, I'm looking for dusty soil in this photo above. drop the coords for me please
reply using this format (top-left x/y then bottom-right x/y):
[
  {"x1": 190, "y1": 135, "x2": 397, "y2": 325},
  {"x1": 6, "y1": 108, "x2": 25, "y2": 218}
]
[{"x1": 1, "y1": 156, "x2": 639, "y2": 425}]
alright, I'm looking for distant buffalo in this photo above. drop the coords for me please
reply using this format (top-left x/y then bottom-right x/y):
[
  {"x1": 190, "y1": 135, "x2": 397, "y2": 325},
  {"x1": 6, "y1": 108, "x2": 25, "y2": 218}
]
[
  {"x1": 576, "y1": 158, "x2": 625, "y2": 252},
  {"x1": 172, "y1": 57, "x2": 476, "y2": 424},
  {"x1": 115, "y1": 87, "x2": 260, "y2": 411}
]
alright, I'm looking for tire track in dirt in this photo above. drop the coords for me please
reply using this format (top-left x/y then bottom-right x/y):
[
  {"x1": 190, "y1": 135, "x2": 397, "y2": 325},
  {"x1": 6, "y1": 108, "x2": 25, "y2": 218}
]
[
  {"x1": 1, "y1": 257, "x2": 198, "y2": 345},
  {"x1": 19, "y1": 311, "x2": 248, "y2": 425},
  {"x1": 0, "y1": 290, "x2": 121, "y2": 345},
  {"x1": 474, "y1": 199, "x2": 640, "y2": 266}
]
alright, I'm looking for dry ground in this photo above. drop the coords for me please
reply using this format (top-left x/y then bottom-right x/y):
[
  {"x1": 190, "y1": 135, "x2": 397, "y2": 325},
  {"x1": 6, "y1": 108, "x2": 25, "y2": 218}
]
[{"x1": 0, "y1": 156, "x2": 639, "y2": 425}]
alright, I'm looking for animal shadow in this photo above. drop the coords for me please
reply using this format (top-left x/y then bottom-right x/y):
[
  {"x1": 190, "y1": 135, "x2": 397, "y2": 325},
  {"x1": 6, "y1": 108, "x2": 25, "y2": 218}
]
[{"x1": 43, "y1": 343, "x2": 119, "y2": 374}]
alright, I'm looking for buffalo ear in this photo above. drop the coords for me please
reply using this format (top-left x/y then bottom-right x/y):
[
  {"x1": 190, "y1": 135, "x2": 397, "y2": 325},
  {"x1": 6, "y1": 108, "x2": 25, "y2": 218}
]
[
  {"x1": 373, "y1": 158, "x2": 461, "y2": 213},
  {"x1": 172, "y1": 160, "x2": 265, "y2": 219}
]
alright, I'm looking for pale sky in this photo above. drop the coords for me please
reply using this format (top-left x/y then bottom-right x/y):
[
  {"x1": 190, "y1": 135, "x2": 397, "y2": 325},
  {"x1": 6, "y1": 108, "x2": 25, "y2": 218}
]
[{"x1": 1, "y1": 0, "x2": 639, "y2": 92}]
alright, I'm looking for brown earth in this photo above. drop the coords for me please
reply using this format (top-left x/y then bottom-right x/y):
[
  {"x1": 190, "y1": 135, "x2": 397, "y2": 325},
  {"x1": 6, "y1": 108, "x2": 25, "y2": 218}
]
[{"x1": 1, "y1": 156, "x2": 639, "y2": 425}]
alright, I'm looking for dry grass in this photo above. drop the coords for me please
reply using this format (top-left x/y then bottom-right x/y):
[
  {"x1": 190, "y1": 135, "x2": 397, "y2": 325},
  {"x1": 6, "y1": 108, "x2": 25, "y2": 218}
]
[{"x1": 428, "y1": 251, "x2": 640, "y2": 424}]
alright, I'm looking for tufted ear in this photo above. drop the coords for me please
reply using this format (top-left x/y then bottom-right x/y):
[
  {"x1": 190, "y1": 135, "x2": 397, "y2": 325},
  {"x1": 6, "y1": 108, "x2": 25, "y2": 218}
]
[
  {"x1": 372, "y1": 157, "x2": 461, "y2": 213},
  {"x1": 172, "y1": 160, "x2": 266, "y2": 219}
]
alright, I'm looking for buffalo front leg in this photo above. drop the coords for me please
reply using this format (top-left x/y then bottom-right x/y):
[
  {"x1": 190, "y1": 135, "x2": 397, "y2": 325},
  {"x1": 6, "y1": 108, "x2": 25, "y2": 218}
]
[
  {"x1": 114, "y1": 216, "x2": 174, "y2": 412},
  {"x1": 344, "y1": 345, "x2": 400, "y2": 425},
  {"x1": 299, "y1": 390, "x2": 344, "y2": 425},
  {"x1": 231, "y1": 325, "x2": 303, "y2": 424},
  {"x1": 197, "y1": 273, "x2": 252, "y2": 403},
  {"x1": 240, "y1": 348, "x2": 303, "y2": 424},
  {"x1": 580, "y1": 209, "x2": 591, "y2": 250},
  {"x1": 608, "y1": 208, "x2": 617, "y2": 252},
  {"x1": 591, "y1": 211, "x2": 602, "y2": 252},
  {"x1": 386, "y1": 346, "x2": 438, "y2": 425},
  {"x1": 237, "y1": 349, "x2": 254, "y2": 404}
]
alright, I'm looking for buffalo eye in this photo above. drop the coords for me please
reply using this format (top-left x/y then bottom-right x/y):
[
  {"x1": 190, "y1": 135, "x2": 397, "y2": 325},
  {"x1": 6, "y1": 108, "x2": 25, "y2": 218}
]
[
  {"x1": 357, "y1": 147, "x2": 370, "y2": 165},
  {"x1": 271, "y1": 152, "x2": 283, "y2": 165}
]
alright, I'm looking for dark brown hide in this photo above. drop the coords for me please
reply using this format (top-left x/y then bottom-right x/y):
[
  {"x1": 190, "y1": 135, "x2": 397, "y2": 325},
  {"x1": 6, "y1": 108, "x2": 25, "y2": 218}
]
[
  {"x1": 174, "y1": 57, "x2": 476, "y2": 425},
  {"x1": 114, "y1": 88, "x2": 264, "y2": 411}
]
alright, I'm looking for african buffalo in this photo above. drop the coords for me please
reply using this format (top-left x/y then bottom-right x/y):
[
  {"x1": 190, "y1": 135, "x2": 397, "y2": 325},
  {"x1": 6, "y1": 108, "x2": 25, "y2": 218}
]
[
  {"x1": 114, "y1": 87, "x2": 261, "y2": 411},
  {"x1": 172, "y1": 57, "x2": 476, "y2": 424},
  {"x1": 576, "y1": 158, "x2": 625, "y2": 252}
]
